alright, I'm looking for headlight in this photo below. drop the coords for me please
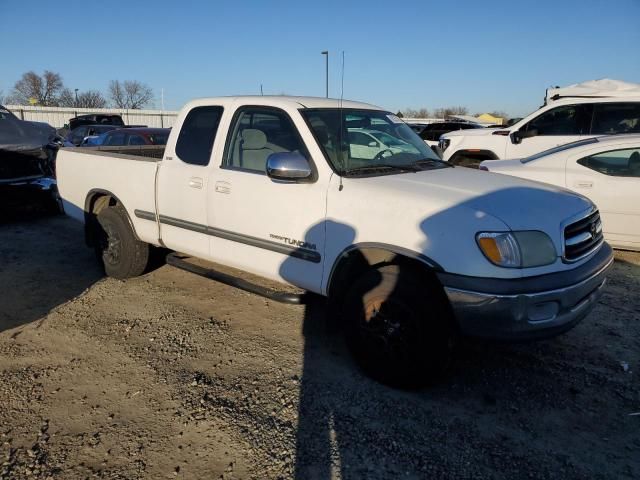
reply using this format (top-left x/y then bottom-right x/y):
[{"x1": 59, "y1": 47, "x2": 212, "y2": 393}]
[
  {"x1": 476, "y1": 231, "x2": 556, "y2": 268},
  {"x1": 438, "y1": 138, "x2": 450, "y2": 151}
]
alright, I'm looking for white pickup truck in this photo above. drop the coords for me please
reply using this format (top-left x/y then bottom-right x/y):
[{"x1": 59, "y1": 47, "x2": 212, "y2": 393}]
[{"x1": 57, "y1": 96, "x2": 613, "y2": 387}]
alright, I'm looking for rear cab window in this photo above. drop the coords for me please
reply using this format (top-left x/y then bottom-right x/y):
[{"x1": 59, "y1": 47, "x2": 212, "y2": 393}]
[{"x1": 175, "y1": 106, "x2": 224, "y2": 166}]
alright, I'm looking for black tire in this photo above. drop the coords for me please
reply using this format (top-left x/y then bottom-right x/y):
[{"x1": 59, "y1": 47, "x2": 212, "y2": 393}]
[
  {"x1": 344, "y1": 265, "x2": 455, "y2": 388},
  {"x1": 95, "y1": 204, "x2": 149, "y2": 279}
]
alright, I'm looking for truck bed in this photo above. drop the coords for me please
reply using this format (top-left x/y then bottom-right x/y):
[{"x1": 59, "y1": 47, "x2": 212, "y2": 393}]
[{"x1": 55, "y1": 147, "x2": 161, "y2": 245}]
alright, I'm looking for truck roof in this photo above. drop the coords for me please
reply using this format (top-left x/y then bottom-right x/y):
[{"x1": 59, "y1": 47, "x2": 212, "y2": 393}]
[{"x1": 184, "y1": 95, "x2": 383, "y2": 111}]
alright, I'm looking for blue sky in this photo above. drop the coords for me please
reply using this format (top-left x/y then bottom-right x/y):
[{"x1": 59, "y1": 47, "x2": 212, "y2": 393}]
[{"x1": 1, "y1": 0, "x2": 638, "y2": 116}]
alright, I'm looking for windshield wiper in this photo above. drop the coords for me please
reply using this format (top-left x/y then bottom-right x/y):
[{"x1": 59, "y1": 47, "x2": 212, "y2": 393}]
[
  {"x1": 414, "y1": 157, "x2": 453, "y2": 168},
  {"x1": 342, "y1": 163, "x2": 422, "y2": 175}
]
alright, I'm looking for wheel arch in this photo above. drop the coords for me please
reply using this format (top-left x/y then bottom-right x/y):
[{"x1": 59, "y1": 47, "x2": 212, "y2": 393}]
[
  {"x1": 326, "y1": 243, "x2": 444, "y2": 304},
  {"x1": 84, "y1": 189, "x2": 140, "y2": 246},
  {"x1": 449, "y1": 148, "x2": 499, "y2": 165}
]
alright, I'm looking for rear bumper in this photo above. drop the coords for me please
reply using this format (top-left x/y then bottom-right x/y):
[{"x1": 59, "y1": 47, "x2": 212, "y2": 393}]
[{"x1": 438, "y1": 243, "x2": 614, "y2": 340}]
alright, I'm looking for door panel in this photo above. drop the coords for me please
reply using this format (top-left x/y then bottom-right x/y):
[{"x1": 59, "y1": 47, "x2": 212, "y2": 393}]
[{"x1": 207, "y1": 106, "x2": 328, "y2": 292}]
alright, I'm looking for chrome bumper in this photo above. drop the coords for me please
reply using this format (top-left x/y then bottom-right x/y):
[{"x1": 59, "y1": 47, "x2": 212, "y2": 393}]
[{"x1": 442, "y1": 254, "x2": 613, "y2": 341}]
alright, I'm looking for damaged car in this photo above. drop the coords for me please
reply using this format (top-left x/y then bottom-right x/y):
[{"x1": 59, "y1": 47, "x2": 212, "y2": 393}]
[{"x1": 0, "y1": 105, "x2": 61, "y2": 213}]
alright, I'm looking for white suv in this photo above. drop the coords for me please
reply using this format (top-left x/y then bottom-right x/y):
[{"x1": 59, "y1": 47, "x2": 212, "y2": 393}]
[{"x1": 440, "y1": 80, "x2": 640, "y2": 167}]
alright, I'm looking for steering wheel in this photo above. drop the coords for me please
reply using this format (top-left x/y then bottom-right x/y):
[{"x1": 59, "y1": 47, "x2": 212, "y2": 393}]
[{"x1": 373, "y1": 149, "x2": 394, "y2": 161}]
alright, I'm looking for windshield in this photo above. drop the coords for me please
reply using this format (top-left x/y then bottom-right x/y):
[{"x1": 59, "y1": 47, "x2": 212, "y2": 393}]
[
  {"x1": 301, "y1": 108, "x2": 445, "y2": 175},
  {"x1": 521, "y1": 138, "x2": 600, "y2": 163}
]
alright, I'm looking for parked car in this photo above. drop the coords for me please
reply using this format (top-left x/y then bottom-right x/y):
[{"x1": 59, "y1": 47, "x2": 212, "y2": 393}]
[
  {"x1": 100, "y1": 128, "x2": 171, "y2": 147},
  {"x1": 480, "y1": 134, "x2": 640, "y2": 251},
  {"x1": 439, "y1": 79, "x2": 640, "y2": 167},
  {"x1": 347, "y1": 128, "x2": 415, "y2": 159},
  {"x1": 64, "y1": 125, "x2": 120, "y2": 147},
  {"x1": 419, "y1": 121, "x2": 483, "y2": 147},
  {"x1": 0, "y1": 104, "x2": 60, "y2": 210},
  {"x1": 406, "y1": 123, "x2": 428, "y2": 134},
  {"x1": 68, "y1": 114, "x2": 124, "y2": 131},
  {"x1": 57, "y1": 96, "x2": 613, "y2": 387}
]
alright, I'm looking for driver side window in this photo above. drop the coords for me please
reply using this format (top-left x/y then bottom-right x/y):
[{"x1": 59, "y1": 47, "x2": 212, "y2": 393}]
[
  {"x1": 525, "y1": 105, "x2": 591, "y2": 135},
  {"x1": 223, "y1": 107, "x2": 308, "y2": 173}
]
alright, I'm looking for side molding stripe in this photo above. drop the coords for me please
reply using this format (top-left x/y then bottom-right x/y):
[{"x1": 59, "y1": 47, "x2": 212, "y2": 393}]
[{"x1": 134, "y1": 210, "x2": 321, "y2": 264}]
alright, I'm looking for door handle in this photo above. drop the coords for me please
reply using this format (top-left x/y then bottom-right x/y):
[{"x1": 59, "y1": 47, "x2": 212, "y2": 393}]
[
  {"x1": 215, "y1": 181, "x2": 231, "y2": 194},
  {"x1": 189, "y1": 177, "x2": 203, "y2": 189},
  {"x1": 574, "y1": 180, "x2": 593, "y2": 188}
]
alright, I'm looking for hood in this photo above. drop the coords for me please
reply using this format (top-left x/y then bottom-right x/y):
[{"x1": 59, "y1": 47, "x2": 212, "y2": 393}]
[
  {"x1": 349, "y1": 166, "x2": 592, "y2": 234},
  {"x1": 0, "y1": 106, "x2": 56, "y2": 154},
  {"x1": 441, "y1": 127, "x2": 504, "y2": 139}
]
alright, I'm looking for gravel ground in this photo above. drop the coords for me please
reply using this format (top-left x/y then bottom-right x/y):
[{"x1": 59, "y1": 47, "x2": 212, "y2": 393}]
[{"x1": 0, "y1": 211, "x2": 638, "y2": 480}]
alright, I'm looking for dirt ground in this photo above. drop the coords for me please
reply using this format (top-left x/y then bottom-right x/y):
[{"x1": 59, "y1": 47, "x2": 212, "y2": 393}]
[{"x1": 0, "y1": 210, "x2": 638, "y2": 480}]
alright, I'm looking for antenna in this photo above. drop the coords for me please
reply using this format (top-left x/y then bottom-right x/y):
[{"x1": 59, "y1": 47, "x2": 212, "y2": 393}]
[
  {"x1": 340, "y1": 51, "x2": 345, "y2": 107},
  {"x1": 338, "y1": 50, "x2": 345, "y2": 191}
]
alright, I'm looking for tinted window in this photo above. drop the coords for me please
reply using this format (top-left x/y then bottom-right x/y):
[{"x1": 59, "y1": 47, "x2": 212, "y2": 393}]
[
  {"x1": 104, "y1": 132, "x2": 126, "y2": 145},
  {"x1": 526, "y1": 104, "x2": 591, "y2": 135},
  {"x1": 578, "y1": 147, "x2": 640, "y2": 177},
  {"x1": 224, "y1": 107, "x2": 307, "y2": 172},
  {"x1": 148, "y1": 133, "x2": 169, "y2": 145},
  {"x1": 175, "y1": 106, "x2": 224, "y2": 166},
  {"x1": 128, "y1": 134, "x2": 146, "y2": 145},
  {"x1": 591, "y1": 103, "x2": 640, "y2": 135}
]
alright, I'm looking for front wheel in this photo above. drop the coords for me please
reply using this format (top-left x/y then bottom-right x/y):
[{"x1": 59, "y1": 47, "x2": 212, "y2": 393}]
[
  {"x1": 343, "y1": 265, "x2": 455, "y2": 388},
  {"x1": 95, "y1": 204, "x2": 149, "y2": 279}
]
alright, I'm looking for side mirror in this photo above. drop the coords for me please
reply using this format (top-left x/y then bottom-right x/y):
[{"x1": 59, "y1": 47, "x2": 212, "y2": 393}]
[
  {"x1": 510, "y1": 129, "x2": 538, "y2": 144},
  {"x1": 368, "y1": 141, "x2": 379, "y2": 148},
  {"x1": 266, "y1": 152, "x2": 313, "y2": 182}
]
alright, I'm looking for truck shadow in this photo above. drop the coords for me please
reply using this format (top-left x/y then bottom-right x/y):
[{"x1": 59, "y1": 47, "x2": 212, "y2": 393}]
[
  {"x1": 0, "y1": 214, "x2": 103, "y2": 333},
  {"x1": 281, "y1": 186, "x2": 627, "y2": 479}
]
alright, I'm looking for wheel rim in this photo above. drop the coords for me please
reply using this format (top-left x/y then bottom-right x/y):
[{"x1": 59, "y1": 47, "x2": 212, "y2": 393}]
[
  {"x1": 102, "y1": 224, "x2": 122, "y2": 266},
  {"x1": 360, "y1": 295, "x2": 421, "y2": 364}
]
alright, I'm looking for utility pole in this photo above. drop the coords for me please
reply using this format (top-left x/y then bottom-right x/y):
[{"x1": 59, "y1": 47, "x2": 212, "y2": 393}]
[
  {"x1": 74, "y1": 88, "x2": 79, "y2": 107},
  {"x1": 321, "y1": 51, "x2": 329, "y2": 98}
]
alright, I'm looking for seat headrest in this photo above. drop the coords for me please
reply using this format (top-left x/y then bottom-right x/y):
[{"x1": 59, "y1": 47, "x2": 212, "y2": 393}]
[
  {"x1": 629, "y1": 151, "x2": 640, "y2": 171},
  {"x1": 241, "y1": 129, "x2": 267, "y2": 150}
]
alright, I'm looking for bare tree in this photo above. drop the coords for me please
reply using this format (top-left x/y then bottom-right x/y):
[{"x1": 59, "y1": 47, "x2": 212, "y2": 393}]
[
  {"x1": 9, "y1": 70, "x2": 65, "y2": 106},
  {"x1": 58, "y1": 88, "x2": 75, "y2": 107},
  {"x1": 0, "y1": 89, "x2": 4, "y2": 104},
  {"x1": 59, "y1": 88, "x2": 107, "y2": 108},
  {"x1": 402, "y1": 107, "x2": 431, "y2": 118},
  {"x1": 433, "y1": 106, "x2": 468, "y2": 119},
  {"x1": 108, "y1": 80, "x2": 153, "y2": 109}
]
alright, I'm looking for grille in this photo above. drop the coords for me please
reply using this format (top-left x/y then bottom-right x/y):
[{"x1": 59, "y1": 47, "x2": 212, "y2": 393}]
[{"x1": 564, "y1": 210, "x2": 603, "y2": 261}]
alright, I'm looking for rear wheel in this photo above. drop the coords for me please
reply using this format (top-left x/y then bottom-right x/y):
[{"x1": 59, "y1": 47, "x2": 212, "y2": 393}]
[
  {"x1": 95, "y1": 204, "x2": 149, "y2": 279},
  {"x1": 343, "y1": 265, "x2": 455, "y2": 388}
]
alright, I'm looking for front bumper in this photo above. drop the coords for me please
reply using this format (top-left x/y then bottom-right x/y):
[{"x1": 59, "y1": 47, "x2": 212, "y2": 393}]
[{"x1": 438, "y1": 243, "x2": 614, "y2": 340}]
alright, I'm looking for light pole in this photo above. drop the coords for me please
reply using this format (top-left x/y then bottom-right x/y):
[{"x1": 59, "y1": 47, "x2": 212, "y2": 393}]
[
  {"x1": 74, "y1": 88, "x2": 79, "y2": 107},
  {"x1": 321, "y1": 51, "x2": 328, "y2": 98}
]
